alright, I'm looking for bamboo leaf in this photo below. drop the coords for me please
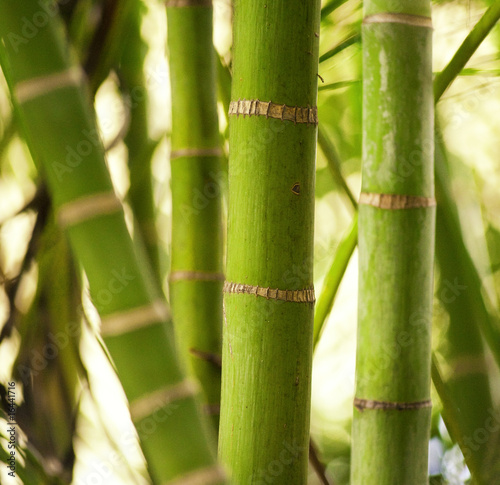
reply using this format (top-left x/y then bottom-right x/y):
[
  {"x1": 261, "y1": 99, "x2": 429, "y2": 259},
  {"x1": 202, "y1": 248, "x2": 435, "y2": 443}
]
[{"x1": 434, "y1": 2, "x2": 500, "y2": 101}]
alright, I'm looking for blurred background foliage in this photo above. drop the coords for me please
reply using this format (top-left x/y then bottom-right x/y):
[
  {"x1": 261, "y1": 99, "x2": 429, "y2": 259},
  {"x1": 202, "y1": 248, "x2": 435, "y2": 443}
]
[{"x1": 0, "y1": 0, "x2": 499, "y2": 483}]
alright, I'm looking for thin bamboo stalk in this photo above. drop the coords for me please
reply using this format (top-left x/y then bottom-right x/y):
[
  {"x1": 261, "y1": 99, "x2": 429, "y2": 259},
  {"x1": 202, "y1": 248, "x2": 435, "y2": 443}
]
[
  {"x1": 351, "y1": 2, "x2": 435, "y2": 483},
  {"x1": 120, "y1": 1, "x2": 162, "y2": 283},
  {"x1": 218, "y1": 1, "x2": 321, "y2": 482},
  {"x1": 166, "y1": 0, "x2": 224, "y2": 424},
  {"x1": 0, "y1": 3, "x2": 224, "y2": 483},
  {"x1": 434, "y1": 2, "x2": 500, "y2": 102}
]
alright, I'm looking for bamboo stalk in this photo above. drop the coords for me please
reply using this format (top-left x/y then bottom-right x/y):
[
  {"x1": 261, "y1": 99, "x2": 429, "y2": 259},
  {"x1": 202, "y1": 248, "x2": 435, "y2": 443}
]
[
  {"x1": 120, "y1": 0, "x2": 162, "y2": 283},
  {"x1": 218, "y1": 1, "x2": 321, "y2": 482},
  {"x1": 351, "y1": 2, "x2": 435, "y2": 483},
  {"x1": 0, "y1": 3, "x2": 224, "y2": 483},
  {"x1": 166, "y1": 0, "x2": 224, "y2": 425},
  {"x1": 433, "y1": 2, "x2": 500, "y2": 102}
]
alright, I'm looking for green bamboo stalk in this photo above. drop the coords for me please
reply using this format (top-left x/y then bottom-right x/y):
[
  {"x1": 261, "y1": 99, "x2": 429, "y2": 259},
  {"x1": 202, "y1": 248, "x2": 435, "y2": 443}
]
[
  {"x1": 351, "y1": 2, "x2": 435, "y2": 484},
  {"x1": 218, "y1": 1, "x2": 321, "y2": 482},
  {"x1": 120, "y1": 0, "x2": 162, "y2": 283},
  {"x1": 434, "y1": 135, "x2": 500, "y2": 484},
  {"x1": 0, "y1": 3, "x2": 225, "y2": 483},
  {"x1": 166, "y1": 0, "x2": 223, "y2": 425}
]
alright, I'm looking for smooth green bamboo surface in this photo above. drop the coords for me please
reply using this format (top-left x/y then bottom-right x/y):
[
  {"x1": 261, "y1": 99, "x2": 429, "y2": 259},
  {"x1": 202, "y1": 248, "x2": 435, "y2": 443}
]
[
  {"x1": 121, "y1": 1, "x2": 162, "y2": 283},
  {"x1": 352, "y1": 2, "x2": 435, "y2": 484},
  {"x1": 219, "y1": 1, "x2": 320, "y2": 483},
  {"x1": 0, "y1": 3, "x2": 224, "y2": 483},
  {"x1": 167, "y1": 1, "x2": 223, "y2": 424}
]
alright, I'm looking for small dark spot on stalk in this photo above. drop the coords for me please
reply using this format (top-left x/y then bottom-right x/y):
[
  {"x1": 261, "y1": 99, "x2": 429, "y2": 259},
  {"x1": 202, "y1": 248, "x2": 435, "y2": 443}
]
[{"x1": 292, "y1": 182, "x2": 300, "y2": 195}]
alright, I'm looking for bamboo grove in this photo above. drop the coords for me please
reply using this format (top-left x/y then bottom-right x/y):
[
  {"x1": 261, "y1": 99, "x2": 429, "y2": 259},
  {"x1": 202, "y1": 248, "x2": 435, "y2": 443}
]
[{"x1": 0, "y1": 0, "x2": 499, "y2": 484}]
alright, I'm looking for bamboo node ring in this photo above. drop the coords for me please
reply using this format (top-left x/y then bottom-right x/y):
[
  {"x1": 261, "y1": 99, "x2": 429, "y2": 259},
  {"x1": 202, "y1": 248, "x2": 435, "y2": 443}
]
[
  {"x1": 354, "y1": 397, "x2": 432, "y2": 412},
  {"x1": 223, "y1": 281, "x2": 315, "y2": 304},
  {"x1": 15, "y1": 66, "x2": 85, "y2": 104},
  {"x1": 165, "y1": 0, "x2": 212, "y2": 7},
  {"x1": 363, "y1": 13, "x2": 433, "y2": 29},
  {"x1": 359, "y1": 192, "x2": 436, "y2": 210},
  {"x1": 229, "y1": 99, "x2": 318, "y2": 125},
  {"x1": 163, "y1": 465, "x2": 226, "y2": 485}
]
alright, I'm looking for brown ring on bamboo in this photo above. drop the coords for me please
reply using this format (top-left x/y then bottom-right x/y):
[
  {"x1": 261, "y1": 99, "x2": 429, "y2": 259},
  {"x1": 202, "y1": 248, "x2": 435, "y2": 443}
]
[
  {"x1": 359, "y1": 192, "x2": 436, "y2": 210},
  {"x1": 163, "y1": 465, "x2": 226, "y2": 485},
  {"x1": 224, "y1": 281, "x2": 315, "y2": 303},
  {"x1": 363, "y1": 13, "x2": 433, "y2": 29},
  {"x1": 449, "y1": 355, "x2": 489, "y2": 379},
  {"x1": 169, "y1": 271, "x2": 225, "y2": 283},
  {"x1": 354, "y1": 397, "x2": 432, "y2": 412},
  {"x1": 228, "y1": 99, "x2": 318, "y2": 125},
  {"x1": 15, "y1": 66, "x2": 85, "y2": 104},
  {"x1": 130, "y1": 379, "x2": 199, "y2": 422},
  {"x1": 57, "y1": 192, "x2": 122, "y2": 227},
  {"x1": 203, "y1": 403, "x2": 221, "y2": 415},
  {"x1": 165, "y1": 0, "x2": 212, "y2": 7},
  {"x1": 101, "y1": 300, "x2": 170, "y2": 337},
  {"x1": 170, "y1": 148, "x2": 223, "y2": 160}
]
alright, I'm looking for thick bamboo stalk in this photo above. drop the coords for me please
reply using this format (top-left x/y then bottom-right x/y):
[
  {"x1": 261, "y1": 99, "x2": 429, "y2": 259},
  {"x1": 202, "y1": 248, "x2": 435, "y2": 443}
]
[
  {"x1": 434, "y1": 136, "x2": 500, "y2": 484},
  {"x1": 218, "y1": 1, "x2": 321, "y2": 483},
  {"x1": 351, "y1": 2, "x2": 435, "y2": 484},
  {"x1": 166, "y1": 0, "x2": 223, "y2": 424},
  {"x1": 0, "y1": 3, "x2": 224, "y2": 483}
]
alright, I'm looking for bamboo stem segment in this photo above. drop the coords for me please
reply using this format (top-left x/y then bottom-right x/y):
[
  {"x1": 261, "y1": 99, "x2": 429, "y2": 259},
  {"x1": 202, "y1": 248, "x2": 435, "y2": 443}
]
[
  {"x1": 351, "y1": 1, "x2": 435, "y2": 483},
  {"x1": 166, "y1": 0, "x2": 224, "y2": 425},
  {"x1": 218, "y1": 1, "x2": 321, "y2": 482}
]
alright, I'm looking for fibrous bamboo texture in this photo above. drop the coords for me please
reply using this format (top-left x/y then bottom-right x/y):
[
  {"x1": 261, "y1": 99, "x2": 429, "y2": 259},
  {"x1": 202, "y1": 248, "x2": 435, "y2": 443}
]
[
  {"x1": 351, "y1": 1, "x2": 435, "y2": 483},
  {"x1": 218, "y1": 1, "x2": 321, "y2": 483}
]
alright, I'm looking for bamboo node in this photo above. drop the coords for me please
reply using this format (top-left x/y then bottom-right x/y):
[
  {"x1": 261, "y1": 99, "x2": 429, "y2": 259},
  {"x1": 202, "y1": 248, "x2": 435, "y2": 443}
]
[
  {"x1": 57, "y1": 192, "x2": 122, "y2": 227},
  {"x1": 354, "y1": 397, "x2": 432, "y2": 412},
  {"x1": 15, "y1": 66, "x2": 85, "y2": 104},
  {"x1": 169, "y1": 271, "x2": 225, "y2": 282},
  {"x1": 101, "y1": 300, "x2": 170, "y2": 337},
  {"x1": 223, "y1": 281, "x2": 315, "y2": 304},
  {"x1": 163, "y1": 465, "x2": 226, "y2": 485},
  {"x1": 130, "y1": 379, "x2": 199, "y2": 423},
  {"x1": 363, "y1": 13, "x2": 433, "y2": 29},
  {"x1": 165, "y1": 0, "x2": 212, "y2": 7},
  {"x1": 228, "y1": 99, "x2": 318, "y2": 125},
  {"x1": 359, "y1": 192, "x2": 436, "y2": 210},
  {"x1": 170, "y1": 147, "x2": 222, "y2": 160}
]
